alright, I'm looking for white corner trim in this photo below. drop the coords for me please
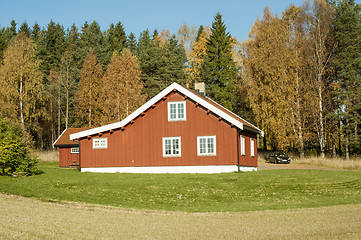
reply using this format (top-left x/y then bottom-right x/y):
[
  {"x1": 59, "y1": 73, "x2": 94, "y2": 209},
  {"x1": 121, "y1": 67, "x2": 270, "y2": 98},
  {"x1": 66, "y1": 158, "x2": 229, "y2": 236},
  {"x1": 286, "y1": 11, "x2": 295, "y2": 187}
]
[
  {"x1": 70, "y1": 82, "x2": 249, "y2": 140},
  {"x1": 80, "y1": 165, "x2": 257, "y2": 174}
]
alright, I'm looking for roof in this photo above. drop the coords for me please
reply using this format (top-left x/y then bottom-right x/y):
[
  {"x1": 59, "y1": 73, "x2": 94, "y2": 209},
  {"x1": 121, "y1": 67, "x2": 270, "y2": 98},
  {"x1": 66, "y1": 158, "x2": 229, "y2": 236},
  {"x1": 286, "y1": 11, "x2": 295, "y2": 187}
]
[
  {"x1": 53, "y1": 128, "x2": 91, "y2": 147},
  {"x1": 70, "y1": 83, "x2": 263, "y2": 140}
]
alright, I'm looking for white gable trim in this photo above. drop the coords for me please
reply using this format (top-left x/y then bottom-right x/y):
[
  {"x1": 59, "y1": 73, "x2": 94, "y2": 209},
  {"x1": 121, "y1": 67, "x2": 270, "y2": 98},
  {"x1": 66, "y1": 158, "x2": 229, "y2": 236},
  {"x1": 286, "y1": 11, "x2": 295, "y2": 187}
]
[
  {"x1": 70, "y1": 83, "x2": 259, "y2": 140},
  {"x1": 53, "y1": 128, "x2": 68, "y2": 147}
]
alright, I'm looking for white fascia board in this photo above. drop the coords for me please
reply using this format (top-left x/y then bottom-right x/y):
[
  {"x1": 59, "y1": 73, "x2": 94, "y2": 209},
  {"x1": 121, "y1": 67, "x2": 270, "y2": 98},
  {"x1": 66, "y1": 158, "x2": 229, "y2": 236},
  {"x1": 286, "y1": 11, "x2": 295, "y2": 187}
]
[
  {"x1": 70, "y1": 82, "x2": 246, "y2": 140},
  {"x1": 174, "y1": 84, "x2": 244, "y2": 130},
  {"x1": 206, "y1": 97, "x2": 264, "y2": 136},
  {"x1": 53, "y1": 128, "x2": 68, "y2": 147}
]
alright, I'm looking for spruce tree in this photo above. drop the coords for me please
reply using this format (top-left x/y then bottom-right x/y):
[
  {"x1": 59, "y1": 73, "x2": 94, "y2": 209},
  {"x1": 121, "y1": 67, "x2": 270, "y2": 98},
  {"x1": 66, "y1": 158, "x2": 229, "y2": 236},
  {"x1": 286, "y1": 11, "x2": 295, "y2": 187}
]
[
  {"x1": 334, "y1": 0, "x2": 361, "y2": 158},
  {"x1": 126, "y1": 32, "x2": 137, "y2": 54},
  {"x1": 77, "y1": 21, "x2": 109, "y2": 69},
  {"x1": 31, "y1": 23, "x2": 41, "y2": 41},
  {"x1": 136, "y1": 30, "x2": 186, "y2": 99},
  {"x1": 107, "y1": 22, "x2": 127, "y2": 54},
  {"x1": 19, "y1": 21, "x2": 31, "y2": 37},
  {"x1": 37, "y1": 21, "x2": 66, "y2": 76},
  {"x1": 201, "y1": 12, "x2": 238, "y2": 111}
]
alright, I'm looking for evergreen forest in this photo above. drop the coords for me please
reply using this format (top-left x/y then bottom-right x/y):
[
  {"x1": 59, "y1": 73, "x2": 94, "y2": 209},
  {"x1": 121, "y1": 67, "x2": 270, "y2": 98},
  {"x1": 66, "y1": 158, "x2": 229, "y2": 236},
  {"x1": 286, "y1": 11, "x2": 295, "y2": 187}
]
[{"x1": 0, "y1": 0, "x2": 360, "y2": 159}]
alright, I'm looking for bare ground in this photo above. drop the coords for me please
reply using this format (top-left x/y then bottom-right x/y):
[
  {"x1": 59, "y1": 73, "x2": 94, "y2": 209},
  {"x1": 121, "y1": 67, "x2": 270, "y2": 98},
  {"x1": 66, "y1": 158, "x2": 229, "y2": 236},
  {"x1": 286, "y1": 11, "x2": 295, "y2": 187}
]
[{"x1": 1, "y1": 193, "x2": 361, "y2": 240}]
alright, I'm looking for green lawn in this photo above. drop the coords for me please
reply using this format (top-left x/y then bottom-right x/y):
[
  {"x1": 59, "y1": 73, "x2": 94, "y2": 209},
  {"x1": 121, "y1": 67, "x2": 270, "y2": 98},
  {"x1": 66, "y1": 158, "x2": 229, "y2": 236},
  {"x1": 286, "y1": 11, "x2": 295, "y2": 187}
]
[{"x1": 1, "y1": 162, "x2": 361, "y2": 212}]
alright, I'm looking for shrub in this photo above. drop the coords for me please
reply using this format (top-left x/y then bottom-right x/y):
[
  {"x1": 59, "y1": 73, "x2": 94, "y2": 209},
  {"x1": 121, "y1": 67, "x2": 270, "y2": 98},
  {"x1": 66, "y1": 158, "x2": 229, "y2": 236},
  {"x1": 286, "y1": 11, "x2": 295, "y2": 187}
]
[{"x1": 0, "y1": 119, "x2": 39, "y2": 176}]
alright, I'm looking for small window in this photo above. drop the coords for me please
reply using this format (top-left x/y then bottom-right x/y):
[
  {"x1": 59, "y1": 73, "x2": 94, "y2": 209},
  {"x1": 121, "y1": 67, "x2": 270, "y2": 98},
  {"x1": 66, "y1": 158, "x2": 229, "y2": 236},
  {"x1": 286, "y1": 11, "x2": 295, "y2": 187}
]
[
  {"x1": 93, "y1": 138, "x2": 107, "y2": 149},
  {"x1": 240, "y1": 136, "x2": 245, "y2": 156},
  {"x1": 197, "y1": 136, "x2": 216, "y2": 156},
  {"x1": 250, "y1": 139, "x2": 255, "y2": 157},
  {"x1": 168, "y1": 101, "x2": 186, "y2": 121},
  {"x1": 163, "y1": 137, "x2": 181, "y2": 157},
  {"x1": 71, "y1": 147, "x2": 79, "y2": 154}
]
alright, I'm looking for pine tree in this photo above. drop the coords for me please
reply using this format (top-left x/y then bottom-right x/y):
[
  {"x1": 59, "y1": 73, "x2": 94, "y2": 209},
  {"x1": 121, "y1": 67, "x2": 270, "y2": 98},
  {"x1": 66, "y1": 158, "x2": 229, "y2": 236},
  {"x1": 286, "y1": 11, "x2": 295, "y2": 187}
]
[
  {"x1": 75, "y1": 49, "x2": 103, "y2": 127},
  {"x1": 334, "y1": 0, "x2": 361, "y2": 159},
  {"x1": 201, "y1": 13, "x2": 238, "y2": 111}
]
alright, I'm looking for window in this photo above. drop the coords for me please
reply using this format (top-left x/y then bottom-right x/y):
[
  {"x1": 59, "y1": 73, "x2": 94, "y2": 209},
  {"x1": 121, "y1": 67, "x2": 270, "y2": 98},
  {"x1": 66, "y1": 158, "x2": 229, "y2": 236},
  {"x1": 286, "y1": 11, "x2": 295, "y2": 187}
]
[
  {"x1": 71, "y1": 147, "x2": 79, "y2": 154},
  {"x1": 240, "y1": 136, "x2": 245, "y2": 156},
  {"x1": 250, "y1": 139, "x2": 255, "y2": 157},
  {"x1": 197, "y1": 136, "x2": 216, "y2": 156},
  {"x1": 168, "y1": 101, "x2": 186, "y2": 121},
  {"x1": 163, "y1": 137, "x2": 181, "y2": 157},
  {"x1": 93, "y1": 138, "x2": 107, "y2": 149}
]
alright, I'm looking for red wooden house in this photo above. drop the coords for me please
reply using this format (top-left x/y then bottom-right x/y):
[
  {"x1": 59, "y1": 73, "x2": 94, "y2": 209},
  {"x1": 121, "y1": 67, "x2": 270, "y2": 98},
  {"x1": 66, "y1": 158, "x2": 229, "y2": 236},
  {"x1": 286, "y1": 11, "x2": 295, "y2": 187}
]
[
  {"x1": 70, "y1": 83, "x2": 263, "y2": 173},
  {"x1": 53, "y1": 128, "x2": 90, "y2": 167}
]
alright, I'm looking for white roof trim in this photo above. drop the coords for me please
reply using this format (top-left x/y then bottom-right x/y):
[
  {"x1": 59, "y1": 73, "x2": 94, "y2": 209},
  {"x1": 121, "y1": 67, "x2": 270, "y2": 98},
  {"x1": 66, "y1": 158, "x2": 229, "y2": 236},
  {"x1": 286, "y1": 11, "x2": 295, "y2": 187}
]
[
  {"x1": 53, "y1": 128, "x2": 68, "y2": 147},
  {"x1": 205, "y1": 97, "x2": 264, "y2": 137},
  {"x1": 70, "y1": 83, "x2": 260, "y2": 140}
]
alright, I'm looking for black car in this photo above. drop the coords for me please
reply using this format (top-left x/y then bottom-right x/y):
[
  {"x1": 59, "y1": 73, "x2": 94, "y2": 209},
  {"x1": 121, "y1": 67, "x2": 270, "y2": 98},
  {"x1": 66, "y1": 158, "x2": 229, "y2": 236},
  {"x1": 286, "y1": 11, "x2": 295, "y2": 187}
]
[{"x1": 266, "y1": 152, "x2": 291, "y2": 164}]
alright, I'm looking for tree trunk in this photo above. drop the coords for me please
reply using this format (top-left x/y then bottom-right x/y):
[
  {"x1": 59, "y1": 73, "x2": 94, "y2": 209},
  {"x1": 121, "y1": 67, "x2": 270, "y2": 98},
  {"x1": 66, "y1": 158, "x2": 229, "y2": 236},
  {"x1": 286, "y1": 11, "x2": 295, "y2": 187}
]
[
  {"x1": 51, "y1": 100, "x2": 55, "y2": 148},
  {"x1": 19, "y1": 75, "x2": 25, "y2": 130},
  {"x1": 89, "y1": 86, "x2": 92, "y2": 127},
  {"x1": 65, "y1": 64, "x2": 69, "y2": 129},
  {"x1": 345, "y1": 132, "x2": 349, "y2": 161},
  {"x1": 295, "y1": 73, "x2": 304, "y2": 158},
  {"x1": 318, "y1": 73, "x2": 325, "y2": 158},
  {"x1": 58, "y1": 87, "x2": 61, "y2": 136},
  {"x1": 345, "y1": 118, "x2": 349, "y2": 160}
]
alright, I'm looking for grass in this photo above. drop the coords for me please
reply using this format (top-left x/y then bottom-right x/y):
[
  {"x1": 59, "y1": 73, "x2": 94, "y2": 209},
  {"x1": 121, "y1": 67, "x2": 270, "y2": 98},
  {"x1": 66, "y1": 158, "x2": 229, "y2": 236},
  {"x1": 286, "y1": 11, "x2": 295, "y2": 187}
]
[
  {"x1": 1, "y1": 193, "x2": 361, "y2": 239},
  {"x1": 292, "y1": 156, "x2": 361, "y2": 170},
  {"x1": 258, "y1": 152, "x2": 361, "y2": 170},
  {"x1": 30, "y1": 149, "x2": 58, "y2": 162},
  {"x1": 1, "y1": 162, "x2": 361, "y2": 212}
]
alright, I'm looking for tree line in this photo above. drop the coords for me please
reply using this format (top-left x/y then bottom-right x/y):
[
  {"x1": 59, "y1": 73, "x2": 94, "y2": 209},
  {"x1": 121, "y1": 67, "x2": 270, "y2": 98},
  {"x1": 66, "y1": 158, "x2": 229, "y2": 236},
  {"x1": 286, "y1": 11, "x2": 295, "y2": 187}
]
[{"x1": 0, "y1": 0, "x2": 360, "y2": 160}]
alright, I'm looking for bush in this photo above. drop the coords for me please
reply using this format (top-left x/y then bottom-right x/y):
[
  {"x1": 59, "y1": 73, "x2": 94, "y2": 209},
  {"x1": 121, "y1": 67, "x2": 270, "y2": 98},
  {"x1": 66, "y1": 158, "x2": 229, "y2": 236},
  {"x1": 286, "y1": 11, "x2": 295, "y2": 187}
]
[{"x1": 0, "y1": 119, "x2": 39, "y2": 176}]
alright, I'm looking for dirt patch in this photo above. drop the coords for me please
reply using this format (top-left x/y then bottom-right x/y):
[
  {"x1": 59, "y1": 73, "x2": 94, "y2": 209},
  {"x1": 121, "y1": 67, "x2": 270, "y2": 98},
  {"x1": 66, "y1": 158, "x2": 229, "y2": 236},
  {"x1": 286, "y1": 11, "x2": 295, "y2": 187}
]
[{"x1": 1, "y1": 193, "x2": 361, "y2": 240}]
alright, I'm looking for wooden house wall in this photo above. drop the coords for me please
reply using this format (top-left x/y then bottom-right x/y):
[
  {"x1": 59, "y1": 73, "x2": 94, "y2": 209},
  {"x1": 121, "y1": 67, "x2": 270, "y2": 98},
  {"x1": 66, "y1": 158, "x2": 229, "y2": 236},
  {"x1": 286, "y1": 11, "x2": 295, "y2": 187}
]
[
  {"x1": 59, "y1": 147, "x2": 79, "y2": 167},
  {"x1": 79, "y1": 92, "x2": 257, "y2": 168},
  {"x1": 239, "y1": 130, "x2": 258, "y2": 167}
]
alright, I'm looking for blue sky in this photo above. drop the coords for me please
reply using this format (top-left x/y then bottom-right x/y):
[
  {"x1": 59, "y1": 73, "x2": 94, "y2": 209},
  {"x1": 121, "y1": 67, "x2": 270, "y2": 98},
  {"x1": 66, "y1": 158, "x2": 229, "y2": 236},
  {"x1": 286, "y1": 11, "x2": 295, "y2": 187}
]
[{"x1": 1, "y1": 0, "x2": 359, "y2": 41}]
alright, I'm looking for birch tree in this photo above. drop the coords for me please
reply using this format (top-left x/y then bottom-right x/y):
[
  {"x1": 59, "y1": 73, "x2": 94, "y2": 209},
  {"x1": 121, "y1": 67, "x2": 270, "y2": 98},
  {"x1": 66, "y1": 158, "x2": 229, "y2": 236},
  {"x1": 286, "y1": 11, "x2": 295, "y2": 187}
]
[
  {"x1": 102, "y1": 49, "x2": 146, "y2": 123},
  {"x1": 305, "y1": 0, "x2": 335, "y2": 157},
  {"x1": 75, "y1": 49, "x2": 103, "y2": 127},
  {"x1": 0, "y1": 33, "x2": 44, "y2": 144}
]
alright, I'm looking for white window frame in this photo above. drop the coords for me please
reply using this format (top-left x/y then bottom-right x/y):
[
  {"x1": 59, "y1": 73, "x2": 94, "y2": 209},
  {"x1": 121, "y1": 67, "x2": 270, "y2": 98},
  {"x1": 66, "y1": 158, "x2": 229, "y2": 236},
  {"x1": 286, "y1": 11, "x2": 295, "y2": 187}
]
[
  {"x1": 162, "y1": 137, "x2": 181, "y2": 157},
  {"x1": 71, "y1": 147, "x2": 79, "y2": 154},
  {"x1": 197, "y1": 136, "x2": 216, "y2": 156},
  {"x1": 93, "y1": 138, "x2": 108, "y2": 149},
  {"x1": 168, "y1": 101, "x2": 186, "y2": 121},
  {"x1": 240, "y1": 136, "x2": 245, "y2": 156},
  {"x1": 250, "y1": 139, "x2": 255, "y2": 157}
]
